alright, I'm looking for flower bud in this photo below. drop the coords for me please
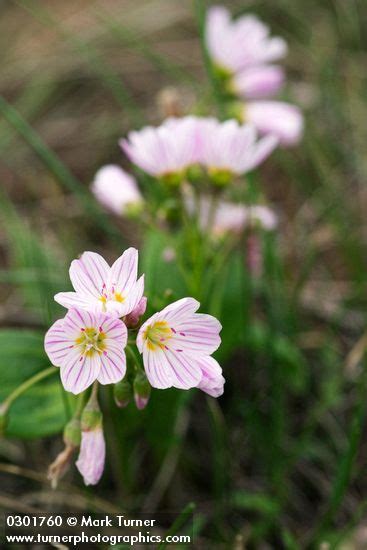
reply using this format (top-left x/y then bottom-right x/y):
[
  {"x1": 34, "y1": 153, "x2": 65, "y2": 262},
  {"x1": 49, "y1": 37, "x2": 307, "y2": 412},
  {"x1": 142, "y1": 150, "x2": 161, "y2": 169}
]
[
  {"x1": 124, "y1": 297, "x2": 147, "y2": 328},
  {"x1": 63, "y1": 417, "x2": 81, "y2": 448},
  {"x1": 76, "y1": 425, "x2": 105, "y2": 486},
  {"x1": 76, "y1": 393, "x2": 105, "y2": 486},
  {"x1": 114, "y1": 379, "x2": 132, "y2": 408},
  {"x1": 81, "y1": 398, "x2": 103, "y2": 432},
  {"x1": 133, "y1": 370, "x2": 151, "y2": 410}
]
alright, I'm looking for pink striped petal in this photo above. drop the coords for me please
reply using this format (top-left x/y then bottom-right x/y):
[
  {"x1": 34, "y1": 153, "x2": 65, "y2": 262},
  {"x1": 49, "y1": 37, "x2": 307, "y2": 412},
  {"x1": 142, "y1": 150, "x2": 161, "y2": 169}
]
[
  {"x1": 60, "y1": 350, "x2": 99, "y2": 394},
  {"x1": 69, "y1": 252, "x2": 109, "y2": 300},
  {"x1": 142, "y1": 348, "x2": 175, "y2": 389},
  {"x1": 171, "y1": 313, "x2": 222, "y2": 355},
  {"x1": 54, "y1": 292, "x2": 96, "y2": 311},
  {"x1": 98, "y1": 314, "x2": 128, "y2": 345},
  {"x1": 97, "y1": 345, "x2": 126, "y2": 385},
  {"x1": 44, "y1": 319, "x2": 72, "y2": 367},
  {"x1": 108, "y1": 247, "x2": 138, "y2": 295},
  {"x1": 157, "y1": 297, "x2": 200, "y2": 323},
  {"x1": 63, "y1": 308, "x2": 97, "y2": 338}
]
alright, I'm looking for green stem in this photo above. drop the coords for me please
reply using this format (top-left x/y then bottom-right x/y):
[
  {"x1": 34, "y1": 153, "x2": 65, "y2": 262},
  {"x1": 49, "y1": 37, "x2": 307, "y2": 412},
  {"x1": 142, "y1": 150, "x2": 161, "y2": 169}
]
[
  {"x1": 1, "y1": 366, "x2": 57, "y2": 413},
  {"x1": 194, "y1": 0, "x2": 225, "y2": 117}
]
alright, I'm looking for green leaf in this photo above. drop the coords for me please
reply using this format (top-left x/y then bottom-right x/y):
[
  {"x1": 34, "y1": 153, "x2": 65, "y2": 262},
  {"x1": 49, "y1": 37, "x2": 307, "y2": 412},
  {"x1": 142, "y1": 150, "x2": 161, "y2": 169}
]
[{"x1": 0, "y1": 329, "x2": 68, "y2": 438}]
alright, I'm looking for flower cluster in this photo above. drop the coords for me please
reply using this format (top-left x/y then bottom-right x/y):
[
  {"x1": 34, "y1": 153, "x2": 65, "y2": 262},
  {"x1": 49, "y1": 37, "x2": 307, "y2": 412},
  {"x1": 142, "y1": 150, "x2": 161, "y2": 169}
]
[
  {"x1": 206, "y1": 6, "x2": 303, "y2": 146},
  {"x1": 44, "y1": 248, "x2": 223, "y2": 485},
  {"x1": 120, "y1": 116, "x2": 278, "y2": 184}
]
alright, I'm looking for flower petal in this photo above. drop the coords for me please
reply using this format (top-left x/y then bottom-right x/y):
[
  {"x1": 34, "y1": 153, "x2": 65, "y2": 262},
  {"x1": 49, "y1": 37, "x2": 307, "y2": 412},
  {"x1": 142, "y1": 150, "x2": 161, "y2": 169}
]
[
  {"x1": 60, "y1": 350, "x2": 99, "y2": 394},
  {"x1": 63, "y1": 308, "x2": 97, "y2": 338},
  {"x1": 142, "y1": 347, "x2": 174, "y2": 389},
  {"x1": 157, "y1": 297, "x2": 200, "y2": 324},
  {"x1": 171, "y1": 312, "x2": 222, "y2": 355},
  {"x1": 44, "y1": 319, "x2": 71, "y2": 367},
  {"x1": 54, "y1": 291, "x2": 96, "y2": 311},
  {"x1": 142, "y1": 347, "x2": 204, "y2": 390},
  {"x1": 197, "y1": 356, "x2": 225, "y2": 397},
  {"x1": 97, "y1": 345, "x2": 126, "y2": 385},
  {"x1": 69, "y1": 251, "x2": 109, "y2": 300},
  {"x1": 98, "y1": 314, "x2": 128, "y2": 346},
  {"x1": 108, "y1": 247, "x2": 139, "y2": 295}
]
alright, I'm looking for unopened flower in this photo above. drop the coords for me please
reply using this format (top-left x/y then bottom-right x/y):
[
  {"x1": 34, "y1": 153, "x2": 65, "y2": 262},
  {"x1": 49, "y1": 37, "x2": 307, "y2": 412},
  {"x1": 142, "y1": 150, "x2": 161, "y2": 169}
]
[
  {"x1": 55, "y1": 248, "x2": 144, "y2": 318},
  {"x1": 76, "y1": 426, "x2": 105, "y2": 485},
  {"x1": 120, "y1": 116, "x2": 201, "y2": 182},
  {"x1": 200, "y1": 119, "x2": 278, "y2": 182},
  {"x1": 91, "y1": 165, "x2": 143, "y2": 216},
  {"x1": 197, "y1": 356, "x2": 225, "y2": 397},
  {"x1": 114, "y1": 379, "x2": 132, "y2": 408},
  {"x1": 124, "y1": 296, "x2": 147, "y2": 328},
  {"x1": 44, "y1": 308, "x2": 127, "y2": 394},
  {"x1": 245, "y1": 101, "x2": 304, "y2": 146},
  {"x1": 206, "y1": 6, "x2": 287, "y2": 75},
  {"x1": 75, "y1": 401, "x2": 105, "y2": 486},
  {"x1": 136, "y1": 298, "x2": 222, "y2": 391},
  {"x1": 133, "y1": 370, "x2": 151, "y2": 410},
  {"x1": 232, "y1": 65, "x2": 285, "y2": 99}
]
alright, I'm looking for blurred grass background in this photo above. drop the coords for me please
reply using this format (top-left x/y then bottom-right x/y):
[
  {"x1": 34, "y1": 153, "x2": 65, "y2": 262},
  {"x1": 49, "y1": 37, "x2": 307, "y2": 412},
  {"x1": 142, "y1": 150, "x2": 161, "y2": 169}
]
[{"x1": 1, "y1": 0, "x2": 367, "y2": 547}]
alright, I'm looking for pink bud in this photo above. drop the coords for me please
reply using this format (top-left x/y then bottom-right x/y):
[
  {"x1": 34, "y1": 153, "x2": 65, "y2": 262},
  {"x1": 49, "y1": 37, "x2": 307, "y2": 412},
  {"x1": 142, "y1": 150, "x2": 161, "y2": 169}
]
[
  {"x1": 124, "y1": 296, "x2": 147, "y2": 327},
  {"x1": 134, "y1": 394, "x2": 149, "y2": 410},
  {"x1": 76, "y1": 426, "x2": 105, "y2": 486},
  {"x1": 91, "y1": 165, "x2": 143, "y2": 216}
]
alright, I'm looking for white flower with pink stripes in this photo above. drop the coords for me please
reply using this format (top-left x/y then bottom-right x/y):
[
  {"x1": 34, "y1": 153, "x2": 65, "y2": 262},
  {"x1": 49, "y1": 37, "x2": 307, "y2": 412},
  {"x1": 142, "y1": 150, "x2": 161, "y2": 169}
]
[
  {"x1": 44, "y1": 308, "x2": 127, "y2": 394},
  {"x1": 136, "y1": 298, "x2": 223, "y2": 393},
  {"x1": 55, "y1": 248, "x2": 144, "y2": 319}
]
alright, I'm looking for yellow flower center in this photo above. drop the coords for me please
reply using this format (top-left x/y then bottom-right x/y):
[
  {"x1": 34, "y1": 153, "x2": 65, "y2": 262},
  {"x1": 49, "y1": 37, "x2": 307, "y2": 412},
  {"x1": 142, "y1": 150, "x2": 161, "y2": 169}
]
[
  {"x1": 98, "y1": 287, "x2": 125, "y2": 312},
  {"x1": 75, "y1": 327, "x2": 106, "y2": 357},
  {"x1": 143, "y1": 320, "x2": 172, "y2": 351}
]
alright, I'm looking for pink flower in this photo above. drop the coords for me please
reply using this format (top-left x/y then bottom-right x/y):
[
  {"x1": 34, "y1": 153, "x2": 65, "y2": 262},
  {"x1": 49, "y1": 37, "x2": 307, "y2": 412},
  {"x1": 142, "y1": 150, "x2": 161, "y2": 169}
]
[
  {"x1": 206, "y1": 6, "x2": 287, "y2": 74},
  {"x1": 91, "y1": 165, "x2": 143, "y2": 216},
  {"x1": 136, "y1": 298, "x2": 222, "y2": 391},
  {"x1": 197, "y1": 356, "x2": 225, "y2": 397},
  {"x1": 232, "y1": 65, "x2": 285, "y2": 99},
  {"x1": 200, "y1": 119, "x2": 278, "y2": 176},
  {"x1": 245, "y1": 101, "x2": 304, "y2": 146},
  {"x1": 55, "y1": 248, "x2": 144, "y2": 318},
  {"x1": 44, "y1": 308, "x2": 127, "y2": 394},
  {"x1": 76, "y1": 425, "x2": 105, "y2": 485},
  {"x1": 120, "y1": 116, "x2": 201, "y2": 178}
]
